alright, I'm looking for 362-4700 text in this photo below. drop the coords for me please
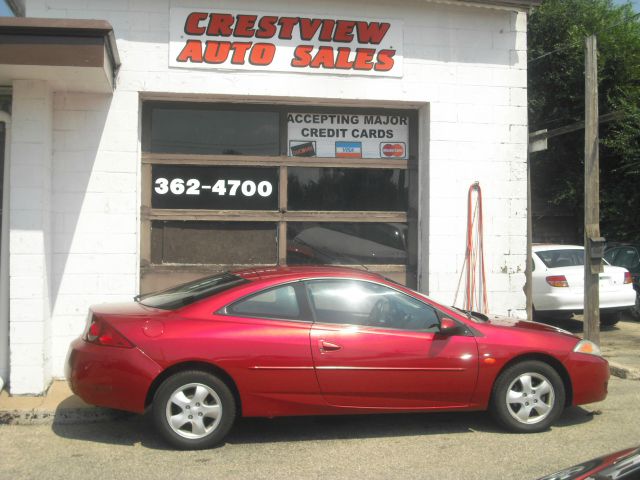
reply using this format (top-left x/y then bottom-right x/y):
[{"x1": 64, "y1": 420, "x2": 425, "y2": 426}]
[{"x1": 154, "y1": 178, "x2": 273, "y2": 197}]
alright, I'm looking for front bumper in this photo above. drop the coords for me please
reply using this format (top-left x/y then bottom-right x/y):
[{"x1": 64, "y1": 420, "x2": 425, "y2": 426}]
[
  {"x1": 66, "y1": 337, "x2": 163, "y2": 413},
  {"x1": 565, "y1": 351, "x2": 609, "y2": 406}
]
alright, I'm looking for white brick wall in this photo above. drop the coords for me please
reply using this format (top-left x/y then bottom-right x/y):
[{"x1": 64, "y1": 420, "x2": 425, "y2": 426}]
[
  {"x1": 16, "y1": 0, "x2": 530, "y2": 385},
  {"x1": 9, "y1": 80, "x2": 53, "y2": 394}
]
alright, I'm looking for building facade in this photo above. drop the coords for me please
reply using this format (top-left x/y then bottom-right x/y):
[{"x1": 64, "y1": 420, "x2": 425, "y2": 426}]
[{"x1": 0, "y1": 0, "x2": 539, "y2": 394}]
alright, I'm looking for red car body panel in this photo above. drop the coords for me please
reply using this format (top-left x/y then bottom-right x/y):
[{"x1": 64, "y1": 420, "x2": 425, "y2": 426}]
[{"x1": 66, "y1": 266, "x2": 609, "y2": 418}]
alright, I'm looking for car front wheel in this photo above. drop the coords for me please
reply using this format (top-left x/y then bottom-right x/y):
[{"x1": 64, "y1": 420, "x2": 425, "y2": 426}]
[
  {"x1": 152, "y1": 370, "x2": 236, "y2": 450},
  {"x1": 490, "y1": 360, "x2": 565, "y2": 433}
]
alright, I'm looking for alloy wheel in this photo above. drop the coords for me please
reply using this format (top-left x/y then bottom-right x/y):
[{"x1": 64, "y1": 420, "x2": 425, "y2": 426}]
[
  {"x1": 165, "y1": 382, "x2": 223, "y2": 439},
  {"x1": 505, "y1": 372, "x2": 555, "y2": 425}
]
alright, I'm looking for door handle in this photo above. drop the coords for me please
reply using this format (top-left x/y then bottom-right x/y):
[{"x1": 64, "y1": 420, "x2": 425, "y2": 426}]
[{"x1": 319, "y1": 340, "x2": 342, "y2": 352}]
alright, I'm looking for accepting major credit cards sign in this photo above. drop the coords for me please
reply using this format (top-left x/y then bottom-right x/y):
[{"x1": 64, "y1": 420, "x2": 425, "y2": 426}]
[{"x1": 287, "y1": 112, "x2": 409, "y2": 159}]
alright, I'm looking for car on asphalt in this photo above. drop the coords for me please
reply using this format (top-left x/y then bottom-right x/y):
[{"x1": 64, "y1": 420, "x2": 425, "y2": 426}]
[
  {"x1": 604, "y1": 243, "x2": 640, "y2": 317},
  {"x1": 532, "y1": 244, "x2": 635, "y2": 326},
  {"x1": 66, "y1": 266, "x2": 609, "y2": 450},
  {"x1": 537, "y1": 445, "x2": 640, "y2": 480}
]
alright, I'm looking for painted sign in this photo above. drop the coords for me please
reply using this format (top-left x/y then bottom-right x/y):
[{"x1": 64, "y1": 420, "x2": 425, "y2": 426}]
[
  {"x1": 169, "y1": 8, "x2": 403, "y2": 77},
  {"x1": 287, "y1": 113, "x2": 409, "y2": 159},
  {"x1": 152, "y1": 165, "x2": 278, "y2": 210}
]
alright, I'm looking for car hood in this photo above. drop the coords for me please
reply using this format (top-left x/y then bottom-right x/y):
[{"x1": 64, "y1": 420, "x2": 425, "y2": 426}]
[{"x1": 483, "y1": 314, "x2": 577, "y2": 338}]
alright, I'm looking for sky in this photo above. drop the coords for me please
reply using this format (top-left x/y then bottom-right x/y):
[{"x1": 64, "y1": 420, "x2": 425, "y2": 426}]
[
  {"x1": 0, "y1": 0, "x2": 637, "y2": 16},
  {"x1": 613, "y1": 0, "x2": 640, "y2": 9},
  {"x1": 0, "y1": 1, "x2": 11, "y2": 16}
]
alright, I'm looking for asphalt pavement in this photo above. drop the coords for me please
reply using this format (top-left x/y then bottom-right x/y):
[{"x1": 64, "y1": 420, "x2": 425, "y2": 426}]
[{"x1": 1, "y1": 376, "x2": 639, "y2": 480}]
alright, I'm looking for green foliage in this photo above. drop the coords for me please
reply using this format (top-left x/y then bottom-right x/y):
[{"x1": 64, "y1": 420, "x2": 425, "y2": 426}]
[{"x1": 529, "y1": 0, "x2": 640, "y2": 240}]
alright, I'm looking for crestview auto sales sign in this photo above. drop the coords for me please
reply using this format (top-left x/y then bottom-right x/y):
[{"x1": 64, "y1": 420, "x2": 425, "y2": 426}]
[{"x1": 169, "y1": 8, "x2": 403, "y2": 76}]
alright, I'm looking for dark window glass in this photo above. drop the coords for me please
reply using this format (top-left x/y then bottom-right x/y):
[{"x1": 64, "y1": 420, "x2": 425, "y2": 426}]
[
  {"x1": 146, "y1": 106, "x2": 279, "y2": 155},
  {"x1": 139, "y1": 272, "x2": 247, "y2": 310},
  {"x1": 603, "y1": 248, "x2": 618, "y2": 264},
  {"x1": 288, "y1": 167, "x2": 408, "y2": 211},
  {"x1": 535, "y1": 249, "x2": 584, "y2": 268},
  {"x1": 151, "y1": 221, "x2": 277, "y2": 265},
  {"x1": 228, "y1": 284, "x2": 300, "y2": 319},
  {"x1": 287, "y1": 222, "x2": 407, "y2": 265},
  {"x1": 306, "y1": 280, "x2": 439, "y2": 331},
  {"x1": 613, "y1": 248, "x2": 640, "y2": 269}
]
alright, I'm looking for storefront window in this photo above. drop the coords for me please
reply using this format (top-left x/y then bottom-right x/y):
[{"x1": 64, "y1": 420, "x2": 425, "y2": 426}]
[
  {"x1": 151, "y1": 221, "x2": 277, "y2": 265},
  {"x1": 145, "y1": 103, "x2": 279, "y2": 155},
  {"x1": 141, "y1": 102, "x2": 417, "y2": 292},
  {"x1": 287, "y1": 222, "x2": 408, "y2": 265},
  {"x1": 288, "y1": 167, "x2": 407, "y2": 211}
]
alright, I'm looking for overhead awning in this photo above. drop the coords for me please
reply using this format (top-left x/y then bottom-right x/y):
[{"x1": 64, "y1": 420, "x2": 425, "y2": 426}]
[{"x1": 0, "y1": 17, "x2": 120, "y2": 93}]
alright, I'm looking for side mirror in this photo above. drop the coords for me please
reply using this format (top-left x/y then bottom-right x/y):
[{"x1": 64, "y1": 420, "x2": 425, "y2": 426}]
[{"x1": 439, "y1": 317, "x2": 463, "y2": 336}]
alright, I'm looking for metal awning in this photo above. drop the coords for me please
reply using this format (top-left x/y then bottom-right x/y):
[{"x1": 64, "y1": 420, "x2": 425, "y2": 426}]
[{"x1": 0, "y1": 18, "x2": 120, "y2": 93}]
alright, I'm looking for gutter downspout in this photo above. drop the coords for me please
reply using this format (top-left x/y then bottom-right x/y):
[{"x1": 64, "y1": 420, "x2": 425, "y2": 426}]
[{"x1": 0, "y1": 111, "x2": 10, "y2": 392}]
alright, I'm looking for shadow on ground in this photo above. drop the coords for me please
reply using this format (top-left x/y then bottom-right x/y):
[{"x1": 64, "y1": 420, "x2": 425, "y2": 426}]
[{"x1": 51, "y1": 405, "x2": 598, "y2": 450}]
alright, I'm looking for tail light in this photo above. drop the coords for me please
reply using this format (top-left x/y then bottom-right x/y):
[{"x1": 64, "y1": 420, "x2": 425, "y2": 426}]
[
  {"x1": 84, "y1": 315, "x2": 134, "y2": 348},
  {"x1": 624, "y1": 272, "x2": 633, "y2": 284},
  {"x1": 546, "y1": 275, "x2": 569, "y2": 287}
]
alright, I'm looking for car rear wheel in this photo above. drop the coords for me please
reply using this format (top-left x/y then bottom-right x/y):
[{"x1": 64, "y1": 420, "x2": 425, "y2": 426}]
[
  {"x1": 152, "y1": 370, "x2": 236, "y2": 450},
  {"x1": 490, "y1": 360, "x2": 565, "y2": 433}
]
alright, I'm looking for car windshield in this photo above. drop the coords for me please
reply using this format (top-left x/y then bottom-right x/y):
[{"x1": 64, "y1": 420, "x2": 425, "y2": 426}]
[
  {"x1": 535, "y1": 249, "x2": 584, "y2": 268},
  {"x1": 138, "y1": 273, "x2": 248, "y2": 310}
]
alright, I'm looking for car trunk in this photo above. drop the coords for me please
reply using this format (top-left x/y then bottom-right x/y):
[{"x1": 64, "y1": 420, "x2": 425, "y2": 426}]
[{"x1": 555, "y1": 265, "x2": 626, "y2": 293}]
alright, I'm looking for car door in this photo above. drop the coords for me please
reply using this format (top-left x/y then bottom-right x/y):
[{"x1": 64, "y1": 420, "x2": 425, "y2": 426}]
[
  {"x1": 305, "y1": 279, "x2": 479, "y2": 409},
  {"x1": 219, "y1": 281, "x2": 320, "y2": 416}
]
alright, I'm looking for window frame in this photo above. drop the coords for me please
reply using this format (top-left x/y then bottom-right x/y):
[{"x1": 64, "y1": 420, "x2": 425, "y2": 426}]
[
  {"x1": 219, "y1": 281, "x2": 313, "y2": 323},
  {"x1": 141, "y1": 101, "x2": 419, "y2": 293},
  {"x1": 302, "y1": 278, "x2": 442, "y2": 333}
]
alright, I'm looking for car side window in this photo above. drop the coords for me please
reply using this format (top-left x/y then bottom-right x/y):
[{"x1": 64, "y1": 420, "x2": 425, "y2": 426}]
[
  {"x1": 616, "y1": 248, "x2": 640, "y2": 270},
  {"x1": 227, "y1": 284, "x2": 301, "y2": 320},
  {"x1": 305, "y1": 279, "x2": 440, "y2": 331},
  {"x1": 604, "y1": 248, "x2": 618, "y2": 265}
]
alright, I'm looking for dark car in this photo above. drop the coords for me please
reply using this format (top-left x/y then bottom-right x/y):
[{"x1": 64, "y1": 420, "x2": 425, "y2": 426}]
[
  {"x1": 537, "y1": 445, "x2": 640, "y2": 480},
  {"x1": 604, "y1": 244, "x2": 640, "y2": 316}
]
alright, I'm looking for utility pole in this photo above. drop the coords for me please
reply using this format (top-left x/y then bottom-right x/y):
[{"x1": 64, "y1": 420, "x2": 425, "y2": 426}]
[{"x1": 584, "y1": 35, "x2": 603, "y2": 345}]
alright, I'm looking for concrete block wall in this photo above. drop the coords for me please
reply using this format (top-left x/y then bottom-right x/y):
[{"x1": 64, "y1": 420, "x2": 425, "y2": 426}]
[
  {"x1": 49, "y1": 92, "x2": 139, "y2": 376},
  {"x1": 9, "y1": 80, "x2": 53, "y2": 393},
  {"x1": 20, "y1": 0, "x2": 530, "y2": 384}
]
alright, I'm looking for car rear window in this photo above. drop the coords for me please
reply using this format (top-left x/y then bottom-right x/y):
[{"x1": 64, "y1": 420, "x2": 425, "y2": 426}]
[
  {"x1": 138, "y1": 273, "x2": 248, "y2": 310},
  {"x1": 535, "y1": 249, "x2": 584, "y2": 268}
]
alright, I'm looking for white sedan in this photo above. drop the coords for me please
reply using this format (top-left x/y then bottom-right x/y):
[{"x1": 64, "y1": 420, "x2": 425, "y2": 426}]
[{"x1": 532, "y1": 244, "x2": 635, "y2": 326}]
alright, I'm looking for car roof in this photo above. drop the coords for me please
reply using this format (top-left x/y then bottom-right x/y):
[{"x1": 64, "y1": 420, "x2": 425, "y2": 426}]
[
  {"x1": 532, "y1": 244, "x2": 583, "y2": 252},
  {"x1": 232, "y1": 265, "x2": 387, "y2": 282}
]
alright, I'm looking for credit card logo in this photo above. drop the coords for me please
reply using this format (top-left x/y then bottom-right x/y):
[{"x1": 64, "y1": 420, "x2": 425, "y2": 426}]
[
  {"x1": 380, "y1": 142, "x2": 406, "y2": 158},
  {"x1": 289, "y1": 140, "x2": 317, "y2": 157},
  {"x1": 335, "y1": 141, "x2": 362, "y2": 158}
]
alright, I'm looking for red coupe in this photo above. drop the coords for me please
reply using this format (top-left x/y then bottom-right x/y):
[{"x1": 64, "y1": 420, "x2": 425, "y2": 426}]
[{"x1": 66, "y1": 266, "x2": 609, "y2": 449}]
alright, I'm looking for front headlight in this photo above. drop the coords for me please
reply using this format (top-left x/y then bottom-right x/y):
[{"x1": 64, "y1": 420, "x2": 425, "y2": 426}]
[{"x1": 573, "y1": 339, "x2": 602, "y2": 356}]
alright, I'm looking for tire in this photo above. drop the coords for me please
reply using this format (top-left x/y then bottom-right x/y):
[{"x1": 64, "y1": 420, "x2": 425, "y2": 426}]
[
  {"x1": 632, "y1": 292, "x2": 640, "y2": 319},
  {"x1": 600, "y1": 310, "x2": 621, "y2": 327},
  {"x1": 490, "y1": 360, "x2": 565, "y2": 433},
  {"x1": 152, "y1": 370, "x2": 236, "y2": 450}
]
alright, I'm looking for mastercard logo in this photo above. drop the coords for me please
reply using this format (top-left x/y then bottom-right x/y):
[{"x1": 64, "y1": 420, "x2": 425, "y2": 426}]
[{"x1": 380, "y1": 142, "x2": 406, "y2": 158}]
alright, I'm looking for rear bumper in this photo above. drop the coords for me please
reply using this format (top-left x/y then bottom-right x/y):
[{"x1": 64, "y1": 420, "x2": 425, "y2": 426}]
[
  {"x1": 66, "y1": 337, "x2": 163, "y2": 413},
  {"x1": 566, "y1": 352, "x2": 609, "y2": 406},
  {"x1": 535, "y1": 288, "x2": 636, "y2": 312}
]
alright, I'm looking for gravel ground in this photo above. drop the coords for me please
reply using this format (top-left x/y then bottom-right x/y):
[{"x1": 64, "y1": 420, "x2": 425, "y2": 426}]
[{"x1": 1, "y1": 376, "x2": 639, "y2": 480}]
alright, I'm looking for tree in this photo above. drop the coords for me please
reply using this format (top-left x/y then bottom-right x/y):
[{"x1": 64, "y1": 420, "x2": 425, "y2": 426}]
[{"x1": 528, "y1": 0, "x2": 640, "y2": 241}]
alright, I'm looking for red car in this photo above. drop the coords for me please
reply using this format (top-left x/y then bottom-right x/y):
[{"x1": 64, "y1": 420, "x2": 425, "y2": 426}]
[{"x1": 66, "y1": 266, "x2": 609, "y2": 450}]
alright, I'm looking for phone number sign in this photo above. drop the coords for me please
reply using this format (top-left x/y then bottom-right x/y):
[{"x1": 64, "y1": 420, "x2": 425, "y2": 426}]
[{"x1": 151, "y1": 165, "x2": 278, "y2": 210}]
